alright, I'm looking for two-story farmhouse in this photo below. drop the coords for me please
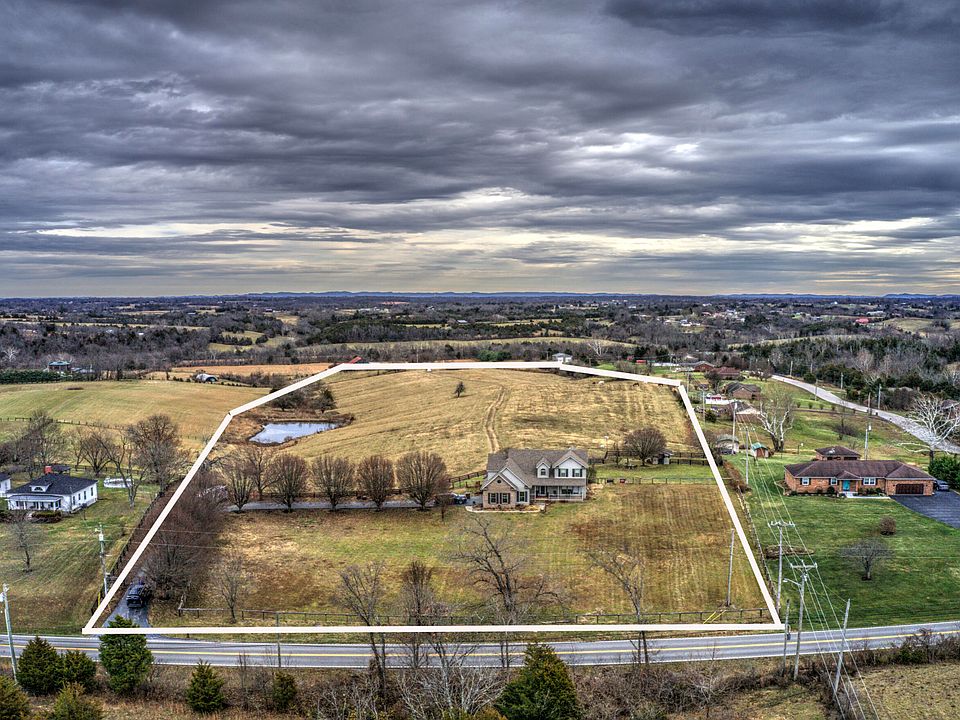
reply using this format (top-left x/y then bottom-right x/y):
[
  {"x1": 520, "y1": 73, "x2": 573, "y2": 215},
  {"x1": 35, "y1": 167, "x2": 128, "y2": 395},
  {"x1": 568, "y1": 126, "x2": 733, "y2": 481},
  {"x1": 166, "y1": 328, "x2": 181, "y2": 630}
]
[
  {"x1": 784, "y1": 458, "x2": 934, "y2": 496},
  {"x1": 6, "y1": 471, "x2": 99, "y2": 512},
  {"x1": 481, "y1": 448, "x2": 589, "y2": 508}
]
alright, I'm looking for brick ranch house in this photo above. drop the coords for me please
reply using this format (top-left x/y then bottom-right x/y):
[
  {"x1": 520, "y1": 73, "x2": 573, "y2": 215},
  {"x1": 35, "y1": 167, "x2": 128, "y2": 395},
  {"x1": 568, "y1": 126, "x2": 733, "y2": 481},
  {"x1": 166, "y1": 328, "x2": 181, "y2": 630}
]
[
  {"x1": 784, "y1": 458, "x2": 935, "y2": 496},
  {"x1": 481, "y1": 448, "x2": 589, "y2": 508}
]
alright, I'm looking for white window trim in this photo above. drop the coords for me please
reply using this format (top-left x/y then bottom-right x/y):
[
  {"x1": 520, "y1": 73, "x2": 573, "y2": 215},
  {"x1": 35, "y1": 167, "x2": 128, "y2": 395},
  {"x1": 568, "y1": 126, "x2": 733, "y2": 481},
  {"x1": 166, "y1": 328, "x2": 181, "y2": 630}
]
[
  {"x1": 801, "y1": 477, "x2": 810, "y2": 486},
  {"x1": 862, "y1": 478, "x2": 877, "y2": 486}
]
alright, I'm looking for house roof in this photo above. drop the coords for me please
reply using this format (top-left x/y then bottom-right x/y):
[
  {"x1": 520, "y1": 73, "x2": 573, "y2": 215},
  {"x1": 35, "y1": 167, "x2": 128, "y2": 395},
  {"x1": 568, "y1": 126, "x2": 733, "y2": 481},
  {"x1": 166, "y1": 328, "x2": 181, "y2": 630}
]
[
  {"x1": 815, "y1": 445, "x2": 860, "y2": 458},
  {"x1": 784, "y1": 460, "x2": 933, "y2": 481},
  {"x1": 486, "y1": 447, "x2": 588, "y2": 487},
  {"x1": 0, "y1": 472, "x2": 10, "y2": 483},
  {"x1": 8, "y1": 473, "x2": 97, "y2": 497},
  {"x1": 725, "y1": 382, "x2": 761, "y2": 394}
]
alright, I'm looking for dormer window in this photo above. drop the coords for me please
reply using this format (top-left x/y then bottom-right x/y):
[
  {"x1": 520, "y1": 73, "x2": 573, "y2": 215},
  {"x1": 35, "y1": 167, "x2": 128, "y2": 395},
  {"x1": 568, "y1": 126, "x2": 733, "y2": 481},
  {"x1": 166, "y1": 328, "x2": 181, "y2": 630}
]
[{"x1": 538, "y1": 466, "x2": 548, "y2": 477}]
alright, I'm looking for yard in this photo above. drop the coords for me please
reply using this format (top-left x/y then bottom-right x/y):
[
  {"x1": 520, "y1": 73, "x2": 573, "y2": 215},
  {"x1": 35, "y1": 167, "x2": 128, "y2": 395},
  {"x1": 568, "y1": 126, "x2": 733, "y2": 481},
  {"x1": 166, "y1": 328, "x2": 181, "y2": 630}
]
[
  {"x1": 0, "y1": 487, "x2": 152, "y2": 633},
  {"x1": 732, "y1": 449, "x2": 960, "y2": 628},
  {"x1": 158, "y1": 482, "x2": 766, "y2": 628},
  {"x1": 223, "y1": 368, "x2": 698, "y2": 476}
]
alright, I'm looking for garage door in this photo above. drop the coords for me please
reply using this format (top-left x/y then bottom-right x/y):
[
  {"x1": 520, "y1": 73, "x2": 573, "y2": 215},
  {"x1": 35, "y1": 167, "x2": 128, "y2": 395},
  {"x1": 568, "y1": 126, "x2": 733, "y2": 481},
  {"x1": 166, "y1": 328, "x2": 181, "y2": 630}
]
[{"x1": 894, "y1": 483, "x2": 925, "y2": 495}]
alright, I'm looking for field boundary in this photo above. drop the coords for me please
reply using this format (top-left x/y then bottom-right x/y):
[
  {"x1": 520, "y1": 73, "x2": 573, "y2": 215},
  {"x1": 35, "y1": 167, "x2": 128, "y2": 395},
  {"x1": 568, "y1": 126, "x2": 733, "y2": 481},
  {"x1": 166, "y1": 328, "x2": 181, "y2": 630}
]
[{"x1": 84, "y1": 361, "x2": 782, "y2": 636}]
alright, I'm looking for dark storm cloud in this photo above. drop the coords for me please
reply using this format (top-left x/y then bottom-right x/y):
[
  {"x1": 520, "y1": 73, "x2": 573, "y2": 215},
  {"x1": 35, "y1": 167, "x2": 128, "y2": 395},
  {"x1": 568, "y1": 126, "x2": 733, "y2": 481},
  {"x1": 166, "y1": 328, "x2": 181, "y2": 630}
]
[{"x1": 0, "y1": 0, "x2": 958, "y2": 295}]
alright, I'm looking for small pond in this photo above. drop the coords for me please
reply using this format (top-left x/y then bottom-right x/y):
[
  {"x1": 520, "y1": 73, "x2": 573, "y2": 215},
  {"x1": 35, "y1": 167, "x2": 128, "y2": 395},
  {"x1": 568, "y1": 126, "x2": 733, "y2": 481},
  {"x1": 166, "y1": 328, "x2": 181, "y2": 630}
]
[{"x1": 250, "y1": 421, "x2": 340, "y2": 444}]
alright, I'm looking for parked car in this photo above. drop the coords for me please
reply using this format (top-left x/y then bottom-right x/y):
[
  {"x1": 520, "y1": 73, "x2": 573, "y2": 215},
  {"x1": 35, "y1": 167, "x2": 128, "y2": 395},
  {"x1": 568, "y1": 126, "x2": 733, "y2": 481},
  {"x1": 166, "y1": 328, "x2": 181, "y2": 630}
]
[
  {"x1": 125, "y1": 583, "x2": 151, "y2": 609},
  {"x1": 934, "y1": 479, "x2": 950, "y2": 492},
  {"x1": 452, "y1": 493, "x2": 469, "y2": 505}
]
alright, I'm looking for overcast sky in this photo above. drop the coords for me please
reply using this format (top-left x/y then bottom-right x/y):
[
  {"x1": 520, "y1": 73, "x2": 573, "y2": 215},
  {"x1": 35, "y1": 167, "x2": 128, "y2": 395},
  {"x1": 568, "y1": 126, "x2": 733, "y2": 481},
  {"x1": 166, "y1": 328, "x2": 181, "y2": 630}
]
[{"x1": 2, "y1": 0, "x2": 959, "y2": 297}]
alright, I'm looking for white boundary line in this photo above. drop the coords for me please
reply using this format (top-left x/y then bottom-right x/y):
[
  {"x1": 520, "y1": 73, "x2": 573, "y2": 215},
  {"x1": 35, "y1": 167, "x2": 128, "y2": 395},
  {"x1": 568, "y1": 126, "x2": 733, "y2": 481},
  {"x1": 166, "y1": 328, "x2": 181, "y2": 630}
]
[{"x1": 84, "y1": 361, "x2": 783, "y2": 635}]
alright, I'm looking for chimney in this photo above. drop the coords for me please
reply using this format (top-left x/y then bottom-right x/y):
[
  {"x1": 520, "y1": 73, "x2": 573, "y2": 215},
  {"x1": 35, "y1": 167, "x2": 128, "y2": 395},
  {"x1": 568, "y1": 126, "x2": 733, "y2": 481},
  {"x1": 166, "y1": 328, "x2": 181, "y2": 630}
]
[{"x1": 44, "y1": 465, "x2": 52, "y2": 475}]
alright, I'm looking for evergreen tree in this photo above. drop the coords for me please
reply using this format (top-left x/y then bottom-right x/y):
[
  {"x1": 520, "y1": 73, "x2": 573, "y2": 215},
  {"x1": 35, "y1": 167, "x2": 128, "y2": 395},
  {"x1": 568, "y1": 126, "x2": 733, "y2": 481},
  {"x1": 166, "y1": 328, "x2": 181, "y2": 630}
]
[
  {"x1": 272, "y1": 670, "x2": 297, "y2": 713},
  {"x1": 0, "y1": 676, "x2": 30, "y2": 720},
  {"x1": 98, "y1": 616, "x2": 153, "y2": 695},
  {"x1": 497, "y1": 644, "x2": 581, "y2": 720},
  {"x1": 50, "y1": 683, "x2": 103, "y2": 720},
  {"x1": 58, "y1": 650, "x2": 97, "y2": 692},
  {"x1": 185, "y1": 661, "x2": 227, "y2": 713},
  {"x1": 17, "y1": 635, "x2": 61, "y2": 694}
]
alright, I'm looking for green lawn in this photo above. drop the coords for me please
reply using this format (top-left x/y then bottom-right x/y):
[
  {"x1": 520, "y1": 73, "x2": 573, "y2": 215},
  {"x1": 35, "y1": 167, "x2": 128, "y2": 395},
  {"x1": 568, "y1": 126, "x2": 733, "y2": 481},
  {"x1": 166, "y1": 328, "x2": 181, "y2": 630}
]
[
  {"x1": 0, "y1": 487, "x2": 153, "y2": 634},
  {"x1": 732, "y1": 451, "x2": 960, "y2": 628}
]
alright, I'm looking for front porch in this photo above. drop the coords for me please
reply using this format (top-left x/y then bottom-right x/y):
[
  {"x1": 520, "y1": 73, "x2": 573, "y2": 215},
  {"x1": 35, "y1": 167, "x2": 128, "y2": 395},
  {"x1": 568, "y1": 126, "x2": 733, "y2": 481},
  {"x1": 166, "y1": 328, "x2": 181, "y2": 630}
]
[{"x1": 533, "y1": 485, "x2": 585, "y2": 501}]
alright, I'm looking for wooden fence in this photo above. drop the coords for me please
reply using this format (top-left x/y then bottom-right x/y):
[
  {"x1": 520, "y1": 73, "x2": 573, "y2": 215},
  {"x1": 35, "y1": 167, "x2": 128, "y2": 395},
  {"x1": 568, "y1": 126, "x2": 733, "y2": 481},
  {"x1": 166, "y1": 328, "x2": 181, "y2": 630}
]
[{"x1": 175, "y1": 605, "x2": 773, "y2": 626}]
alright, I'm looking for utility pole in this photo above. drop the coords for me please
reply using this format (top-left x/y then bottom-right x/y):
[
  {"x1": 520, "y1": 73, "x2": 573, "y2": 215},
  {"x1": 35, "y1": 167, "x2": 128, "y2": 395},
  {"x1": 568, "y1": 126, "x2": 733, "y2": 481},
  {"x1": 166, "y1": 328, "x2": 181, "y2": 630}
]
[
  {"x1": 725, "y1": 526, "x2": 736, "y2": 606},
  {"x1": 745, "y1": 449, "x2": 750, "y2": 486},
  {"x1": 768, "y1": 520, "x2": 796, "y2": 612},
  {"x1": 1, "y1": 584, "x2": 16, "y2": 682},
  {"x1": 877, "y1": 384, "x2": 882, "y2": 410},
  {"x1": 790, "y1": 562, "x2": 818, "y2": 680},
  {"x1": 789, "y1": 358, "x2": 794, "y2": 377},
  {"x1": 864, "y1": 422, "x2": 872, "y2": 461},
  {"x1": 840, "y1": 372, "x2": 844, "y2": 391},
  {"x1": 97, "y1": 523, "x2": 109, "y2": 598},
  {"x1": 781, "y1": 599, "x2": 791, "y2": 675},
  {"x1": 832, "y1": 599, "x2": 852, "y2": 703}
]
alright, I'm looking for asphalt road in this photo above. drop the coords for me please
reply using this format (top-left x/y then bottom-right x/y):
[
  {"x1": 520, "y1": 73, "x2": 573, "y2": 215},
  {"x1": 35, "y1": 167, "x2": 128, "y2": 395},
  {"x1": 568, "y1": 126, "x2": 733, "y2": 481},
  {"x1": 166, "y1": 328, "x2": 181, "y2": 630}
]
[
  {"x1": 773, "y1": 375, "x2": 960, "y2": 453},
  {"x1": 3, "y1": 621, "x2": 957, "y2": 668}
]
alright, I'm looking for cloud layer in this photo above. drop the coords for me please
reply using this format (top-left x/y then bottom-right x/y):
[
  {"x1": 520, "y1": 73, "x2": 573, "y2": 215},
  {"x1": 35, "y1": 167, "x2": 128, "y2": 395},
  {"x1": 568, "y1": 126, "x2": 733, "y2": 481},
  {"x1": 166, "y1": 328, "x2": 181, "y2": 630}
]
[{"x1": 2, "y1": 0, "x2": 958, "y2": 295}]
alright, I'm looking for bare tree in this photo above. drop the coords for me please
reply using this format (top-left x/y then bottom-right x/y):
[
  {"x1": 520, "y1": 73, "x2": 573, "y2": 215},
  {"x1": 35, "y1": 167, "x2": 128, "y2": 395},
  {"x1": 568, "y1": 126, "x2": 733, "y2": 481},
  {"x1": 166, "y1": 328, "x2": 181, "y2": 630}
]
[
  {"x1": 103, "y1": 433, "x2": 145, "y2": 508},
  {"x1": 15, "y1": 410, "x2": 66, "y2": 473},
  {"x1": 8, "y1": 510, "x2": 37, "y2": 571},
  {"x1": 357, "y1": 455, "x2": 394, "y2": 510},
  {"x1": 621, "y1": 427, "x2": 667, "y2": 465},
  {"x1": 73, "y1": 427, "x2": 116, "y2": 477},
  {"x1": 756, "y1": 385, "x2": 796, "y2": 453},
  {"x1": 400, "y1": 560, "x2": 448, "y2": 670},
  {"x1": 910, "y1": 394, "x2": 960, "y2": 460},
  {"x1": 1, "y1": 346, "x2": 19, "y2": 366},
  {"x1": 313, "y1": 454, "x2": 355, "y2": 511},
  {"x1": 221, "y1": 457, "x2": 256, "y2": 512},
  {"x1": 588, "y1": 542, "x2": 650, "y2": 665},
  {"x1": 397, "y1": 451, "x2": 449, "y2": 511},
  {"x1": 453, "y1": 381, "x2": 466, "y2": 399},
  {"x1": 268, "y1": 454, "x2": 309, "y2": 511},
  {"x1": 454, "y1": 515, "x2": 558, "y2": 625},
  {"x1": 336, "y1": 562, "x2": 388, "y2": 699},
  {"x1": 215, "y1": 550, "x2": 249, "y2": 623},
  {"x1": 240, "y1": 444, "x2": 273, "y2": 500},
  {"x1": 587, "y1": 337, "x2": 609, "y2": 359},
  {"x1": 125, "y1": 415, "x2": 188, "y2": 490},
  {"x1": 839, "y1": 537, "x2": 893, "y2": 581}
]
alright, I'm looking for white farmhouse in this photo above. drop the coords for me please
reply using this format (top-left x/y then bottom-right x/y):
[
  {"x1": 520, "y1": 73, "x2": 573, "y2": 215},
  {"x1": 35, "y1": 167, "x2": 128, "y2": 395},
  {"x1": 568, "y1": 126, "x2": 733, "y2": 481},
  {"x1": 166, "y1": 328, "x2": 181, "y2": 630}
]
[{"x1": 6, "y1": 471, "x2": 98, "y2": 512}]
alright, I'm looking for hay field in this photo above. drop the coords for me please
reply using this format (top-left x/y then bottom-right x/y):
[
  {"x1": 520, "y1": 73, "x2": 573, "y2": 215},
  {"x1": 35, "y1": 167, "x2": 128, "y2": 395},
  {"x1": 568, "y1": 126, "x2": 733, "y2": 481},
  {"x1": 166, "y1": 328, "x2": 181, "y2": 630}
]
[
  {"x1": 0, "y1": 380, "x2": 265, "y2": 446},
  {"x1": 229, "y1": 369, "x2": 696, "y2": 475},
  {"x1": 170, "y1": 483, "x2": 764, "y2": 624}
]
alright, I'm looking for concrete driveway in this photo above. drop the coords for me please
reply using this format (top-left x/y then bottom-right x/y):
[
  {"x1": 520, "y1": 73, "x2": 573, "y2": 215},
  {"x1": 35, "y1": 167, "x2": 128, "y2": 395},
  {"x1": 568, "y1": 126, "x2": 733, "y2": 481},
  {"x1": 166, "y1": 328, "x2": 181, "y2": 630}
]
[{"x1": 893, "y1": 491, "x2": 960, "y2": 529}]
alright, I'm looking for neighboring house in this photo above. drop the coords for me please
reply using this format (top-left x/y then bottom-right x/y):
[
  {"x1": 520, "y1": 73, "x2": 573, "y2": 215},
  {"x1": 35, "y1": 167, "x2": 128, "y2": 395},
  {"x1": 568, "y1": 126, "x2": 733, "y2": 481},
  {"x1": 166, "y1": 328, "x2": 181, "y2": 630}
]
[
  {"x1": 47, "y1": 360, "x2": 71, "y2": 373},
  {"x1": 749, "y1": 442, "x2": 772, "y2": 459},
  {"x1": 481, "y1": 447, "x2": 589, "y2": 508},
  {"x1": 6, "y1": 471, "x2": 99, "y2": 512},
  {"x1": 784, "y1": 459, "x2": 934, "y2": 496},
  {"x1": 715, "y1": 434, "x2": 739, "y2": 454},
  {"x1": 814, "y1": 445, "x2": 861, "y2": 461},
  {"x1": 724, "y1": 382, "x2": 762, "y2": 401},
  {"x1": 195, "y1": 372, "x2": 219, "y2": 383},
  {"x1": 553, "y1": 353, "x2": 573, "y2": 364},
  {"x1": 0, "y1": 473, "x2": 11, "y2": 497},
  {"x1": 693, "y1": 361, "x2": 715, "y2": 372}
]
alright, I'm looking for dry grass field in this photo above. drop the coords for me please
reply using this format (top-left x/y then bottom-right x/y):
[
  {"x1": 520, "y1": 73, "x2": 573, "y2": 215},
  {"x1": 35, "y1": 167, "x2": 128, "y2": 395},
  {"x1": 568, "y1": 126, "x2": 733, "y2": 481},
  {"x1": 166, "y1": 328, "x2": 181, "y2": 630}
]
[
  {"x1": 170, "y1": 362, "x2": 333, "y2": 379},
  {"x1": 0, "y1": 380, "x2": 266, "y2": 447},
  {"x1": 224, "y1": 369, "x2": 697, "y2": 475},
  {"x1": 167, "y1": 482, "x2": 764, "y2": 625},
  {"x1": 861, "y1": 662, "x2": 960, "y2": 719}
]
